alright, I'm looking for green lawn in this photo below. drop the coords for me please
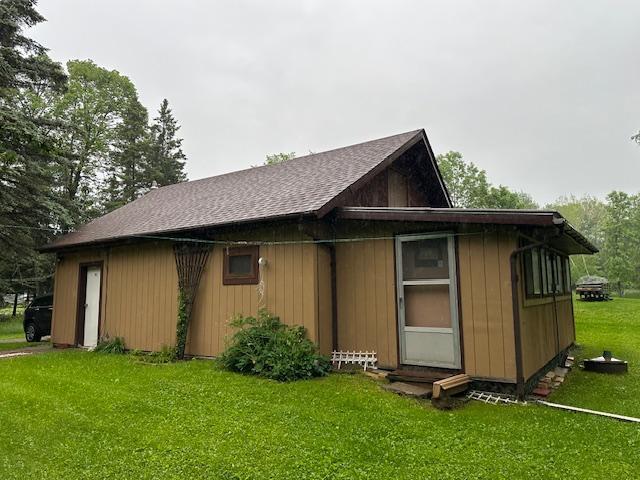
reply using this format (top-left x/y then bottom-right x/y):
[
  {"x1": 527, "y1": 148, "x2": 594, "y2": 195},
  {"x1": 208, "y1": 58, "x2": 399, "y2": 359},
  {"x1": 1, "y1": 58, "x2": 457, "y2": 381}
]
[
  {"x1": 0, "y1": 306, "x2": 25, "y2": 340},
  {"x1": 552, "y1": 296, "x2": 640, "y2": 417},
  {"x1": 0, "y1": 301, "x2": 639, "y2": 479}
]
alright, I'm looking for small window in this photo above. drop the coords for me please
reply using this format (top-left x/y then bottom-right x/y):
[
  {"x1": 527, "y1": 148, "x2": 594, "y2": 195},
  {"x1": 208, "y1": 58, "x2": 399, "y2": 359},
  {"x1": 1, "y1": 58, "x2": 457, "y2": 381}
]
[
  {"x1": 523, "y1": 246, "x2": 572, "y2": 299},
  {"x1": 223, "y1": 246, "x2": 259, "y2": 285}
]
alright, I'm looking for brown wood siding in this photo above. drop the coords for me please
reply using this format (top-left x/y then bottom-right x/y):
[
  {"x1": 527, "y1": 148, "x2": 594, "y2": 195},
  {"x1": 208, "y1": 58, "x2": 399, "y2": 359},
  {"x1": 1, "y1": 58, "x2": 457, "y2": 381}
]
[
  {"x1": 316, "y1": 245, "x2": 333, "y2": 355},
  {"x1": 387, "y1": 169, "x2": 408, "y2": 207},
  {"x1": 457, "y1": 232, "x2": 517, "y2": 381},
  {"x1": 519, "y1": 295, "x2": 574, "y2": 380},
  {"x1": 51, "y1": 236, "x2": 320, "y2": 356},
  {"x1": 186, "y1": 242, "x2": 319, "y2": 357},
  {"x1": 103, "y1": 243, "x2": 178, "y2": 351},
  {"x1": 335, "y1": 238, "x2": 398, "y2": 369}
]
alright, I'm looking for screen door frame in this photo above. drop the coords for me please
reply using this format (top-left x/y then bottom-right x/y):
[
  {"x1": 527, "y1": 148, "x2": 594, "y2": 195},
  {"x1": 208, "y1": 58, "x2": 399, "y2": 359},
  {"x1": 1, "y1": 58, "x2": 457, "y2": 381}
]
[{"x1": 395, "y1": 233, "x2": 461, "y2": 369}]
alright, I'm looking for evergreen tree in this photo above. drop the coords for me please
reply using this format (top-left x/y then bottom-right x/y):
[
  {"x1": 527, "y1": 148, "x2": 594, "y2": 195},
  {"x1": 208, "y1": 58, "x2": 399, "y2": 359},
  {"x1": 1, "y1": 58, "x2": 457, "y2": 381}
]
[
  {"x1": 146, "y1": 99, "x2": 187, "y2": 187},
  {"x1": 0, "y1": 0, "x2": 68, "y2": 295},
  {"x1": 102, "y1": 99, "x2": 150, "y2": 211}
]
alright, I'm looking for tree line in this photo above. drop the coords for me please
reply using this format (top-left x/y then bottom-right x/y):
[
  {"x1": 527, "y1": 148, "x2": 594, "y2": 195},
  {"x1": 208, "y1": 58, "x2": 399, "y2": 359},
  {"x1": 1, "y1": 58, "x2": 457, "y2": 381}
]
[{"x1": 0, "y1": 0, "x2": 187, "y2": 299}]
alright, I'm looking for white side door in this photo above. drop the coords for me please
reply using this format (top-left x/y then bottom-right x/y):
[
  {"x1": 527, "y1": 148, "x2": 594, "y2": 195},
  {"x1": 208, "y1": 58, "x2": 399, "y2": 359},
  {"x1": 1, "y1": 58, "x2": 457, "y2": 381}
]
[
  {"x1": 83, "y1": 266, "x2": 101, "y2": 348},
  {"x1": 396, "y1": 234, "x2": 461, "y2": 368}
]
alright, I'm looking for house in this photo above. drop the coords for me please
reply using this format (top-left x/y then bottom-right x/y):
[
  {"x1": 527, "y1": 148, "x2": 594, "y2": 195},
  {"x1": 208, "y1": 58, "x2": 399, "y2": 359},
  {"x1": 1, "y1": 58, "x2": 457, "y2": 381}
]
[{"x1": 42, "y1": 129, "x2": 597, "y2": 397}]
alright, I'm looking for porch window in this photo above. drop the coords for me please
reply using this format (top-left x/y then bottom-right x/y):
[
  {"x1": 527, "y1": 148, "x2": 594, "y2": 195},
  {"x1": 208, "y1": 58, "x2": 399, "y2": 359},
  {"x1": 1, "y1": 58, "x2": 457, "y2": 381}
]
[
  {"x1": 523, "y1": 246, "x2": 571, "y2": 299},
  {"x1": 223, "y1": 246, "x2": 259, "y2": 285}
]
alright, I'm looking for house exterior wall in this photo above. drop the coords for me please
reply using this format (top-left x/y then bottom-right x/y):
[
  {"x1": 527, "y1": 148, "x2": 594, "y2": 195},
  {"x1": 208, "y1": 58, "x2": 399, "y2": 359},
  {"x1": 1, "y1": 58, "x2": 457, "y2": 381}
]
[
  {"x1": 333, "y1": 230, "x2": 520, "y2": 377},
  {"x1": 457, "y1": 231, "x2": 518, "y2": 381},
  {"x1": 518, "y1": 292, "x2": 574, "y2": 381},
  {"x1": 316, "y1": 245, "x2": 334, "y2": 355},
  {"x1": 334, "y1": 238, "x2": 399, "y2": 369},
  {"x1": 51, "y1": 221, "x2": 576, "y2": 384},
  {"x1": 187, "y1": 240, "x2": 319, "y2": 357},
  {"x1": 51, "y1": 230, "x2": 321, "y2": 356}
]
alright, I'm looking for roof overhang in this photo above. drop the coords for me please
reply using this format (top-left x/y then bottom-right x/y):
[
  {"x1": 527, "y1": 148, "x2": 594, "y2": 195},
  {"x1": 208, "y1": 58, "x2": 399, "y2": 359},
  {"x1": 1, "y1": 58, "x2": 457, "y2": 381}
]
[{"x1": 335, "y1": 207, "x2": 598, "y2": 255}]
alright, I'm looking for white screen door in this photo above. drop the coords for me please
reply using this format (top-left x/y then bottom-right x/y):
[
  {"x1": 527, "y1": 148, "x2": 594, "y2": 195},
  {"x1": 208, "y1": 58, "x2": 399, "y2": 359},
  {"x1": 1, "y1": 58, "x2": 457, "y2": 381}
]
[
  {"x1": 83, "y1": 266, "x2": 101, "y2": 348},
  {"x1": 396, "y1": 234, "x2": 461, "y2": 368}
]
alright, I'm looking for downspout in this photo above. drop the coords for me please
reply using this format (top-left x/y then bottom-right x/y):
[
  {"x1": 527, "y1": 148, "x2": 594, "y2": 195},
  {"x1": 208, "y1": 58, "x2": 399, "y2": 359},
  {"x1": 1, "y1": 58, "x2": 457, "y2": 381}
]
[{"x1": 510, "y1": 241, "x2": 545, "y2": 400}]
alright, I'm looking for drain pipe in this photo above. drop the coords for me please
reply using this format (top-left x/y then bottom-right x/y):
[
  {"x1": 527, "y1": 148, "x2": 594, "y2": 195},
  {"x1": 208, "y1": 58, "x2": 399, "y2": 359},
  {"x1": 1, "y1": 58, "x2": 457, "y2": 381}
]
[{"x1": 510, "y1": 241, "x2": 545, "y2": 400}]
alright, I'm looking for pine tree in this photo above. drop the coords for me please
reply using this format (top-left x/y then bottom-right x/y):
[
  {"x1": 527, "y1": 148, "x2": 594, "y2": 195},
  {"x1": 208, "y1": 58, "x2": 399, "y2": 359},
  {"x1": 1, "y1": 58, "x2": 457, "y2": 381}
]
[
  {"x1": 146, "y1": 99, "x2": 187, "y2": 187},
  {"x1": 102, "y1": 99, "x2": 150, "y2": 211},
  {"x1": 0, "y1": 0, "x2": 68, "y2": 295}
]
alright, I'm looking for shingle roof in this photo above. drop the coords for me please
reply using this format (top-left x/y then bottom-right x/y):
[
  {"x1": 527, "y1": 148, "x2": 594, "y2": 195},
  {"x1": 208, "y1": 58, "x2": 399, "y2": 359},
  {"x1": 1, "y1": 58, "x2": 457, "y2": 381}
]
[{"x1": 44, "y1": 129, "x2": 423, "y2": 250}]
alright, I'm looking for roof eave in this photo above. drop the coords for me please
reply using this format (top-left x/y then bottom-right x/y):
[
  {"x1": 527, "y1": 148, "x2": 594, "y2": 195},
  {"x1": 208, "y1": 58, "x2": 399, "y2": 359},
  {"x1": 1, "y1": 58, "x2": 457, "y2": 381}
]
[{"x1": 39, "y1": 210, "x2": 319, "y2": 253}]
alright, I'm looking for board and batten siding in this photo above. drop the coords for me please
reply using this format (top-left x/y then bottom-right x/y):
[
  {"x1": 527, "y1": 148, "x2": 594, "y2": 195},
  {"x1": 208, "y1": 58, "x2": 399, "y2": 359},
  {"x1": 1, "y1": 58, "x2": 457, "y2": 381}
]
[
  {"x1": 187, "y1": 242, "x2": 320, "y2": 357},
  {"x1": 103, "y1": 243, "x2": 178, "y2": 351},
  {"x1": 335, "y1": 238, "x2": 398, "y2": 369},
  {"x1": 457, "y1": 231, "x2": 518, "y2": 381},
  {"x1": 52, "y1": 239, "x2": 323, "y2": 356},
  {"x1": 519, "y1": 296, "x2": 574, "y2": 380},
  {"x1": 316, "y1": 245, "x2": 334, "y2": 355}
]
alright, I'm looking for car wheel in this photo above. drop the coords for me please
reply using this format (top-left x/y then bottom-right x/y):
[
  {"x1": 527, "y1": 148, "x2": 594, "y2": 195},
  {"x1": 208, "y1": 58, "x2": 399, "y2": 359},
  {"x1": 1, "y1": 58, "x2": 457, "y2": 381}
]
[{"x1": 25, "y1": 322, "x2": 41, "y2": 343}]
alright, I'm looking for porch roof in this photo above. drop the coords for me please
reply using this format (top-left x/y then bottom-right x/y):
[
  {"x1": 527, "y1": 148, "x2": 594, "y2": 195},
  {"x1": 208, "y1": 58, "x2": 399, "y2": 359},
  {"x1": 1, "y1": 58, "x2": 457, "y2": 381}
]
[{"x1": 335, "y1": 207, "x2": 598, "y2": 255}]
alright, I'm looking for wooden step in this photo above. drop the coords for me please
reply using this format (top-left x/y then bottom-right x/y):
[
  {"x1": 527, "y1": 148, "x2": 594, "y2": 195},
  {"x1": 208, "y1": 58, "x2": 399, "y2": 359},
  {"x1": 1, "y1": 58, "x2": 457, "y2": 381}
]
[{"x1": 432, "y1": 374, "x2": 471, "y2": 400}]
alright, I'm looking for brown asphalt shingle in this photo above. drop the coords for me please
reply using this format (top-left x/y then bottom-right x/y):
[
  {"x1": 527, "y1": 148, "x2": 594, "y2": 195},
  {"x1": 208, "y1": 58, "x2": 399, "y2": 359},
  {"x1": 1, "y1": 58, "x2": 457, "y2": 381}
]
[{"x1": 44, "y1": 129, "x2": 422, "y2": 250}]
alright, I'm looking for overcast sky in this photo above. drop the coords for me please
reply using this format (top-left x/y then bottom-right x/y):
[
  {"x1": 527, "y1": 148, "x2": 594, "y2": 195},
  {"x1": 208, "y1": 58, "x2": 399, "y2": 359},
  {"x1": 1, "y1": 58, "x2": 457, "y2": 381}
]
[{"x1": 32, "y1": 0, "x2": 639, "y2": 205}]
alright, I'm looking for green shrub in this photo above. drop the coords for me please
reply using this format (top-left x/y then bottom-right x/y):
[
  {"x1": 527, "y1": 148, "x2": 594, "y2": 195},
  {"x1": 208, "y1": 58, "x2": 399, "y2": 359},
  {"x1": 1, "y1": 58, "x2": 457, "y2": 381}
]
[
  {"x1": 219, "y1": 309, "x2": 330, "y2": 381},
  {"x1": 130, "y1": 344, "x2": 177, "y2": 364},
  {"x1": 94, "y1": 336, "x2": 126, "y2": 354}
]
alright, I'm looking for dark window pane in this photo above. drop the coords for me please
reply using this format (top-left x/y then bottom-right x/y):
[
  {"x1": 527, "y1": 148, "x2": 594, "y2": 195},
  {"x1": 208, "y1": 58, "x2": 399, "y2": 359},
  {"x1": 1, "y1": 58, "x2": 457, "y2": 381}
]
[
  {"x1": 229, "y1": 254, "x2": 252, "y2": 275},
  {"x1": 524, "y1": 250, "x2": 534, "y2": 297},
  {"x1": 531, "y1": 248, "x2": 542, "y2": 295},
  {"x1": 402, "y1": 238, "x2": 449, "y2": 280},
  {"x1": 546, "y1": 252, "x2": 554, "y2": 295},
  {"x1": 555, "y1": 256, "x2": 563, "y2": 293},
  {"x1": 564, "y1": 257, "x2": 572, "y2": 292}
]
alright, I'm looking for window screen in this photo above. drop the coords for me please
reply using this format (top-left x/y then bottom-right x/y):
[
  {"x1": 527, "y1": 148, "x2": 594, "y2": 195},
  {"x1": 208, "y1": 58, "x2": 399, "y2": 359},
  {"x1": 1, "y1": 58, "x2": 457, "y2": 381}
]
[{"x1": 402, "y1": 237, "x2": 449, "y2": 281}]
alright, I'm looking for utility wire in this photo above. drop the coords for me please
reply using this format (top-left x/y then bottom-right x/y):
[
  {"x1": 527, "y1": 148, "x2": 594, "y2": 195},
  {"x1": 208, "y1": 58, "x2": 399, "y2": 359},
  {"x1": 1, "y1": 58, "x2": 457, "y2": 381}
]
[{"x1": 0, "y1": 222, "x2": 492, "y2": 247}]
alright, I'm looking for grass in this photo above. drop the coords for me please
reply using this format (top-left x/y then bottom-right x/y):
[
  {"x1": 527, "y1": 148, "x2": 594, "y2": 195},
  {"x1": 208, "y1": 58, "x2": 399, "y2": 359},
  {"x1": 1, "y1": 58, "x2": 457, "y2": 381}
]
[
  {"x1": 0, "y1": 306, "x2": 25, "y2": 340},
  {"x1": 552, "y1": 296, "x2": 640, "y2": 417},
  {"x1": 0, "y1": 301, "x2": 639, "y2": 479}
]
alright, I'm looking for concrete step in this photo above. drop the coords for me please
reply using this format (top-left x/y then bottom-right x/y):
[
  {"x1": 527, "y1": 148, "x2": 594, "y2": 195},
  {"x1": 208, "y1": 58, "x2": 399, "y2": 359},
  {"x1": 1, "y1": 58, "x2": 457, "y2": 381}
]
[{"x1": 382, "y1": 381, "x2": 433, "y2": 399}]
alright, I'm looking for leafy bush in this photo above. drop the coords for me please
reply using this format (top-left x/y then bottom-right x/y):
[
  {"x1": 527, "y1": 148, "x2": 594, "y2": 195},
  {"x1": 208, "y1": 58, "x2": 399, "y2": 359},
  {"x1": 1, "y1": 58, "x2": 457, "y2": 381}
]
[
  {"x1": 219, "y1": 309, "x2": 330, "y2": 381},
  {"x1": 130, "y1": 345, "x2": 177, "y2": 364},
  {"x1": 94, "y1": 336, "x2": 126, "y2": 354}
]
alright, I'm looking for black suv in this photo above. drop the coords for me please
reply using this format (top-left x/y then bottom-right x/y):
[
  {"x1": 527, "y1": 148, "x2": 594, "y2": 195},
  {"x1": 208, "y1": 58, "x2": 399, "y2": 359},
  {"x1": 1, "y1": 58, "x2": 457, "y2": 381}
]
[{"x1": 23, "y1": 294, "x2": 53, "y2": 342}]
